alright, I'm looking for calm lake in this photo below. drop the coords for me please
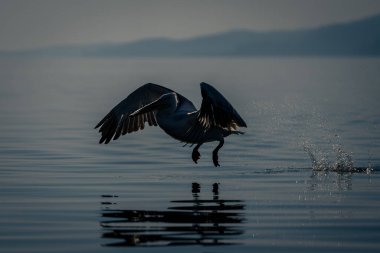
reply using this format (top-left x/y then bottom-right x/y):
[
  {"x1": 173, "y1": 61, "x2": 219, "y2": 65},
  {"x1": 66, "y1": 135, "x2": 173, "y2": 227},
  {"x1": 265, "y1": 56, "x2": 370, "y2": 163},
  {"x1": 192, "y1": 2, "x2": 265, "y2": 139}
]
[{"x1": 0, "y1": 57, "x2": 379, "y2": 252}]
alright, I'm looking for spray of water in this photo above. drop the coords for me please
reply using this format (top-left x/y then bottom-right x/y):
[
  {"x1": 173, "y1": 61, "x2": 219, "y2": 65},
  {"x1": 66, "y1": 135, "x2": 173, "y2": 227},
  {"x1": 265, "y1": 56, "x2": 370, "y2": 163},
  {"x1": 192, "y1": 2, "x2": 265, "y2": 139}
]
[
  {"x1": 303, "y1": 141, "x2": 331, "y2": 171},
  {"x1": 302, "y1": 139, "x2": 357, "y2": 172},
  {"x1": 332, "y1": 143, "x2": 354, "y2": 171}
]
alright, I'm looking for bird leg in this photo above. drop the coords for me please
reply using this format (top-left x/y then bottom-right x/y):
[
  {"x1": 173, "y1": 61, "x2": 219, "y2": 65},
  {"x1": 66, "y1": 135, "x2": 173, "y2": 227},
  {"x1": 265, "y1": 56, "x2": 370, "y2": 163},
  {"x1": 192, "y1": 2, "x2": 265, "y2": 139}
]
[
  {"x1": 192, "y1": 142, "x2": 203, "y2": 164},
  {"x1": 212, "y1": 139, "x2": 224, "y2": 167}
]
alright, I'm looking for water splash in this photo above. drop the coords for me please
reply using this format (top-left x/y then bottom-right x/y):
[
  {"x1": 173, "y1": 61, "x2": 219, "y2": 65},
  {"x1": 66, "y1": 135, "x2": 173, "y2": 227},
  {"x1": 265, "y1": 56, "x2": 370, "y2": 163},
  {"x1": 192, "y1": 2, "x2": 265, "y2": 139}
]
[
  {"x1": 303, "y1": 141, "x2": 331, "y2": 171},
  {"x1": 303, "y1": 140, "x2": 357, "y2": 172},
  {"x1": 332, "y1": 143, "x2": 354, "y2": 171}
]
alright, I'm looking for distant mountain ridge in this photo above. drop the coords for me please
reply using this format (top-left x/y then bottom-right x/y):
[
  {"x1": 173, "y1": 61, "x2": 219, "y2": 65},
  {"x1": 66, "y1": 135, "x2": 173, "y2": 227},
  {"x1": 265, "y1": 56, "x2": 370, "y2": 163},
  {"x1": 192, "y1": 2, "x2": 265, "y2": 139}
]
[{"x1": 2, "y1": 14, "x2": 380, "y2": 57}]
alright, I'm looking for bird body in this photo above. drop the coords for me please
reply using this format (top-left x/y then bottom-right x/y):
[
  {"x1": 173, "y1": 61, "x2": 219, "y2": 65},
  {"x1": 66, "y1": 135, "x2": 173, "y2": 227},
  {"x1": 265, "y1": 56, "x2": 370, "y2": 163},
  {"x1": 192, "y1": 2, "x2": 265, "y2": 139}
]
[{"x1": 95, "y1": 82, "x2": 247, "y2": 166}]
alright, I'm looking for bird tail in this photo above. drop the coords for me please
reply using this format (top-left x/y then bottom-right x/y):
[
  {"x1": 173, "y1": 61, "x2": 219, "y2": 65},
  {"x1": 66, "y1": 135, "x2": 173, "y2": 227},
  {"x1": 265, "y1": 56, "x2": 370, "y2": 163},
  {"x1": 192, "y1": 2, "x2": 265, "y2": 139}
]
[
  {"x1": 223, "y1": 129, "x2": 244, "y2": 137},
  {"x1": 231, "y1": 130, "x2": 245, "y2": 135}
]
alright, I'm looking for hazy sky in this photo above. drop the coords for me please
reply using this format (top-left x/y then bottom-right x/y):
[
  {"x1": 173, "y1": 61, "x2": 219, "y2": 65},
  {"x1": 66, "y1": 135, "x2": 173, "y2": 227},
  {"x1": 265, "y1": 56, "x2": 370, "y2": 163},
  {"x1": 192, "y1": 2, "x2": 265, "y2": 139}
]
[{"x1": 1, "y1": 0, "x2": 380, "y2": 50}]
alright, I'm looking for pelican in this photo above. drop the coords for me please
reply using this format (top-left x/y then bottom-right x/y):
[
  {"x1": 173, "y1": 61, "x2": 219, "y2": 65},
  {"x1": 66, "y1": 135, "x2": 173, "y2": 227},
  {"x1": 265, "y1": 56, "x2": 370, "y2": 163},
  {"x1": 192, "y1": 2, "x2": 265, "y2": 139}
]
[{"x1": 95, "y1": 82, "x2": 247, "y2": 166}]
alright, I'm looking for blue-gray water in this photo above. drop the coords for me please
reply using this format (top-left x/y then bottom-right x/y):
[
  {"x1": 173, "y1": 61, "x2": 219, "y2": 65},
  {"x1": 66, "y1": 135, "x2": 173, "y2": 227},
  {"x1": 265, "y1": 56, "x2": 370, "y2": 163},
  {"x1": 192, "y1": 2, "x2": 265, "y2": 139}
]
[{"x1": 0, "y1": 58, "x2": 379, "y2": 252}]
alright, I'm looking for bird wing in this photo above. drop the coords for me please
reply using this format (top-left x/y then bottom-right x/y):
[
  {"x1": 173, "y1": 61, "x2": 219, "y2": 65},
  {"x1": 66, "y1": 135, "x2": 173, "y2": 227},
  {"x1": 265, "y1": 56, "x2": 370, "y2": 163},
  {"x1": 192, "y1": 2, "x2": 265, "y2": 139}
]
[
  {"x1": 184, "y1": 82, "x2": 247, "y2": 142},
  {"x1": 95, "y1": 83, "x2": 195, "y2": 144}
]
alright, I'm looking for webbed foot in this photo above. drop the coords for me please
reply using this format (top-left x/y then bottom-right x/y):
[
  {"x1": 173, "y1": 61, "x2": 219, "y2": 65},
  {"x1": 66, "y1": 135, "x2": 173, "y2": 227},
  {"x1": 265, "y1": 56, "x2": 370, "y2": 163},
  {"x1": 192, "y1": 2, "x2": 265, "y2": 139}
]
[
  {"x1": 212, "y1": 139, "x2": 224, "y2": 167},
  {"x1": 192, "y1": 150, "x2": 201, "y2": 164},
  {"x1": 212, "y1": 152, "x2": 220, "y2": 167}
]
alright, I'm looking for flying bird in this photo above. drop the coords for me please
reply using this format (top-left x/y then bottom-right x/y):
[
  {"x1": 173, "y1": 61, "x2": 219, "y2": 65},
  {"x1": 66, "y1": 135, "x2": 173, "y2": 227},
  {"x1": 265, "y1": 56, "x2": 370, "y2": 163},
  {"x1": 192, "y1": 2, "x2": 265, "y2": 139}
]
[{"x1": 95, "y1": 82, "x2": 247, "y2": 166}]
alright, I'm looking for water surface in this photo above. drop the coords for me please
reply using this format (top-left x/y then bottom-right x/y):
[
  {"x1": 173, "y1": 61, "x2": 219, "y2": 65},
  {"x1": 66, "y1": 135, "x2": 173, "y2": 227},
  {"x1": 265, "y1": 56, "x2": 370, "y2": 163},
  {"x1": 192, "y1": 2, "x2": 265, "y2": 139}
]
[{"x1": 0, "y1": 58, "x2": 379, "y2": 252}]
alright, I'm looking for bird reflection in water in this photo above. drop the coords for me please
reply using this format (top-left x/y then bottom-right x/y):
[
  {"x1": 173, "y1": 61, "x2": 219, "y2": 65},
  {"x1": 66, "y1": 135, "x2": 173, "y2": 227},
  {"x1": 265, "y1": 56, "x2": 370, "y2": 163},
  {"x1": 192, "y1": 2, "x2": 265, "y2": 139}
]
[{"x1": 100, "y1": 183, "x2": 245, "y2": 247}]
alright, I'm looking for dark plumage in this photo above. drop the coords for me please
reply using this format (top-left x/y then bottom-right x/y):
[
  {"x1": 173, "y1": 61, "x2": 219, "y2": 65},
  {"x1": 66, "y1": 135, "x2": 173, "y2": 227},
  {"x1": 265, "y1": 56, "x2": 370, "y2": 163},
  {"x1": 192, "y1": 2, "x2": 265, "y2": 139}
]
[{"x1": 95, "y1": 82, "x2": 247, "y2": 166}]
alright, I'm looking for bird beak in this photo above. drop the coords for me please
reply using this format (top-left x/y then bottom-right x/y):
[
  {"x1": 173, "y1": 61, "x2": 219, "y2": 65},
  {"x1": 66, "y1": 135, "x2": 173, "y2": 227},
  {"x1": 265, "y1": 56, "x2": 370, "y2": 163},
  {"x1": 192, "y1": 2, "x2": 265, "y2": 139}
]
[{"x1": 129, "y1": 97, "x2": 165, "y2": 117}]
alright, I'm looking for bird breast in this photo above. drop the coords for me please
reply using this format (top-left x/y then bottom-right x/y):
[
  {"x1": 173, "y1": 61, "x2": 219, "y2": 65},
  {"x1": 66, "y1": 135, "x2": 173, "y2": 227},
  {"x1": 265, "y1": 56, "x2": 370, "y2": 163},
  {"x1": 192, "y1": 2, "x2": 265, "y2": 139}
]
[{"x1": 156, "y1": 110, "x2": 197, "y2": 142}]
